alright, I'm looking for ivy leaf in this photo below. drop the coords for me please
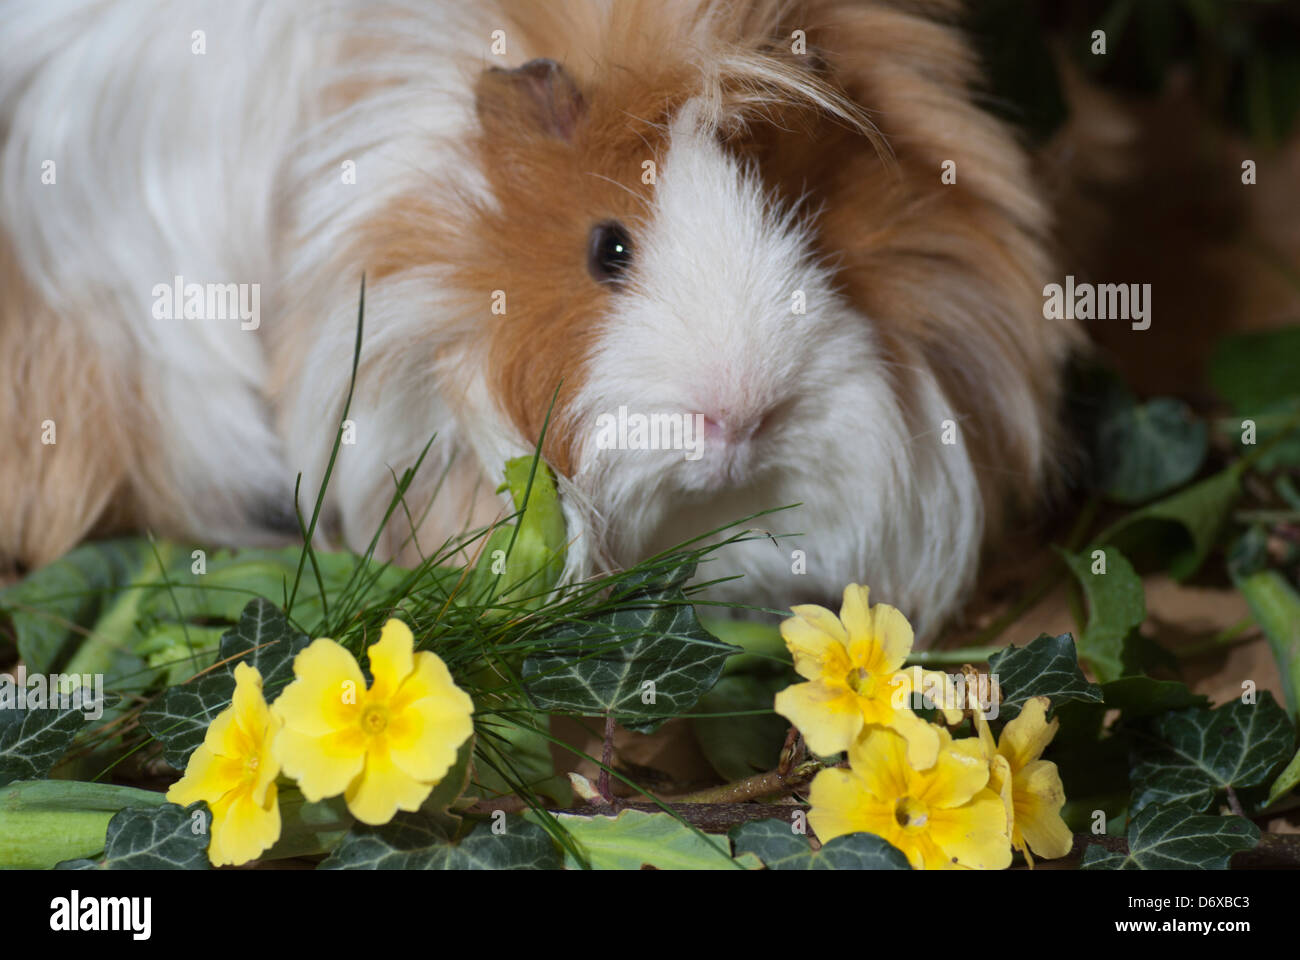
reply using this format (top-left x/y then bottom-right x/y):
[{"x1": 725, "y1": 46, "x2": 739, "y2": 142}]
[
  {"x1": 729, "y1": 820, "x2": 910, "y2": 870},
  {"x1": 57, "y1": 803, "x2": 211, "y2": 870},
  {"x1": 521, "y1": 564, "x2": 739, "y2": 733},
  {"x1": 140, "y1": 599, "x2": 308, "y2": 769},
  {"x1": 1080, "y1": 803, "x2": 1260, "y2": 870},
  {"x1": 1130, "y1": 693, "x2": 1295, "y2": 815},
  {"x1": 0, "y1": 705, "x2": 89, "y2": 787},
  {"x1": 987, "y1": 633, "x2": 1103, "y2": 721},
  {"x1": 1058, "y1": 547, "x2": 1145, "y2": 682},
  {"x1": 525, "y1": 809, "x2": 758, "y2": 870},
  {"x1": 693, "y1": 674, "x2": 791, "y2": 781},
  {"x1": 1102, "y1": 466, "x2": 1243, "y2": 581},
  {"x1": 319, "y1": 815, "x2": 560, "y2": 870},
  {"x1": 1097, "y1": 677, "x2": 1208, "y2": 720},
  {"x1": 1095, "y1": 398, "x2": 1207, "y2": 505}
]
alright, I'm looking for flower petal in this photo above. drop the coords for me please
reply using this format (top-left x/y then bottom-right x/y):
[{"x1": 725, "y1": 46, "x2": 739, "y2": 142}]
[
  {"x1": 781, "y1": 613, "x2": 849, "y2": 682},
  {"x1": 870, "y1": 602, "x2": 915, "y2": 673},
  {"x1": 926, "y1": 788, "x2": 1012, "y2": 870},
  {"x1": 274, "y1": 726, "x2": 366, "y2": 801},
  {"x1": 1014, "y1": 760, "x2": 1073, "y2": 859},
  {"x1": 807, "y1": 767, "x2": 895, "y2": 844},
  {"x1": 914, "y1": 734, "x2": 989, "y2": 808},
  {"x1": 847, "y1": 727, "x2": 911, "y2": 803},
  {"x1": 208, "y1": 783, "x2": 281, "y2": 867},
  {"x1": 273, "y1": 637, "x2": 365, "y2": 737},
  {"x1": 385, "y1": 660, "x2": 475, "y2": 783},
  {"x1": 366, "y1": 619, "x2": 415, "y2": 703},
  {"x1": 166, "y1": 744, "x2": 241, "y2": 808},
  {"x1": 998, "y1": 695, "x2": 1058, "y2": 772},
  {"x1": 774, "y1": 681, "x2": 862, "y2": 757},
  {"x1": 345, "y1": 743, "x2": 434, "y2": 825},
  {"x1": 888, "y1": 706, "x2": 943, "y2": 771}
]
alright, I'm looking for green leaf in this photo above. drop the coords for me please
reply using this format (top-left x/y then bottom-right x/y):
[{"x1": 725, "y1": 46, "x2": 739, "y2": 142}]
[
  {"x1": 469, "y1": 457, "x2": 567, "y2": 610},
  {"x1": 0, "y1": 538, "x2": 164, "y2": 678},
  {"x1": 729, "y1": 820, "x2": 910, "y2": 870},
  {"x1": 1210, "y1": 326, "x2": 1300, "y2": 414},
  {"x1": 0, "y1": 780, "x2": 168, "y2": 869},
  {"x1": 140, "y1": 599, "x2": 308, "y2": 769},
  {"x1": 526, "y1": 809, "x2": 758, "y2": 870},
  {"x1": 1130, "y1": 693, "x2": 1295, "y2": 815},
  {"x1": 1095, "y1": 398, "x2": 1207, "y2": 505},
  {"x1": 1080, "y1": 803, "x2": 1260, "y2": 870},
  {"x1": 1101, "y1": 465, "x2": 1243, "y2": 580},
  {"x1": 1233, "y1": 569, "x2": 1300, "y2": 720},
  {"x1": 1097, "y1": 676, "x2": 1208, "y2": 719},
  {"x1": 1059, "y1": 547, "x2": 1145, "y2": 682},
  {"x1": 319, "y1": 814, "x2": 561, "y2": 870},
  {"x1": 692, "y1": 674, "x2": 791, "y2": 781},
  {"x1": 0, "y1": 703, "x2": 90, "y2": 786},
  {"x1": 521, "y1": 565, "x2": 739, "y2": 733},
  {"x1": 1267, "y1": 747, "x2": 1300, "y2": 807},
  {"x1": 986, "y1": 633, "x2": 1103, "y2": 721},
  {"x1": 57, "y1": 802, "x2": 210, "y2": 870}
]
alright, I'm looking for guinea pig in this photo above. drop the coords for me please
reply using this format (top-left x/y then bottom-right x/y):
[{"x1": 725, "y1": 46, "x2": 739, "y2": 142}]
[{"x1": 0, "y1": 0, "x2": 1079, "y2": 641}]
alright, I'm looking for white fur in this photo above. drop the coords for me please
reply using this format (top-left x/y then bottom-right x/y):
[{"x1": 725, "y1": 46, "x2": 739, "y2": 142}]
[{"x1": 1, "y1": 0, "x2": 984, "y2": 637}]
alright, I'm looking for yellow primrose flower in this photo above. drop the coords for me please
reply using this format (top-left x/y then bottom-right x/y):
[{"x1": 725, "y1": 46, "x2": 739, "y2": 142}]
[
  {"x1": 976, "y1": 695, "x2": 1073, "y2": 866},
  {"x1": 272, "y1": 618, "x2": 474, "y2": 826},
  {"x1": 773, "y1": 584, "x2": 960, "y2": 767},
  {"x1": 166, "y1": 662, "x2": 282, "y2": 866},
  {"x1": 808, "y1": 725, "x2": 1011, "y2": 870}
]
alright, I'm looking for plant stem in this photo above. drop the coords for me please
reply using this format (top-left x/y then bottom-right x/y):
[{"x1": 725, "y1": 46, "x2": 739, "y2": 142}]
[{"x1": 673, "y1": 760, "x2": 822, "y2": 804}]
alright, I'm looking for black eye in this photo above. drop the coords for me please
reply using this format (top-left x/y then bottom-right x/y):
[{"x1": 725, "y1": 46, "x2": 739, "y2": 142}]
[{"x1": 588, "y1": 220, "x2": 633, "y2": 283}]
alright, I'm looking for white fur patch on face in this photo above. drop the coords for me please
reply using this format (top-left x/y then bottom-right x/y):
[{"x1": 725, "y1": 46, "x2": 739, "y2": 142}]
[{"x1": 565, "y1": 101, "x2": 983, "y2": 637}]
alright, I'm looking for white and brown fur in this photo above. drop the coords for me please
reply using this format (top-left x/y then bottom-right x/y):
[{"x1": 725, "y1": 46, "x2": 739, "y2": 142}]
[{"x1": 0, "y1": 0, "x2": 1079, "y2": 639}]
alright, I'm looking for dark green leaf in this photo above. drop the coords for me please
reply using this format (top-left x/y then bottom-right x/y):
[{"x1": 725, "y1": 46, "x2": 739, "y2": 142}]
[
  {"x1": 730, "y1": 820, "x2": 910, "y2": 870},
  {"x1": 57, "y1": 802, "x2": 210, "y2": 870},
  {"x1": 1210, "y1": 327, "x2": 1300, "y2": 414},
  {"x1": 0, "y1": 704, "x2": 89, "y2": 786},
  {"x1": 1059, "y1": 547, "x2": 1145, "y2": 682},
  {"x1": 1095, "y1": 398, "x2": 1207, "y2": 504},
  {"x1": 521, "y1": 566, "x2": 739, "y2": 733},
  {"x1": 1130, "y1": 693, "x2": 1295, "y2": 814},
  {"x1": 692, "y1": 674, "x2": 790, "y2": 781},
  {"x1": 987, "y1": 633, "x2": 1103, "y2": 721},
  {"x1": 1098, "y1": 676, "x2": 1208, "y2": 719},
  {"x1": 1102, "y1": 465, "x2": 1242, "y2": 580},
  {"x1": 319, "y1": 814, "x2": 560, "y2": 870},
  {"x1": 1080, "y1": 803, "x2": 1259, "y2": 870},
  {"x1": 140, "y1": 599, "x2": 308, "y2": 769}
]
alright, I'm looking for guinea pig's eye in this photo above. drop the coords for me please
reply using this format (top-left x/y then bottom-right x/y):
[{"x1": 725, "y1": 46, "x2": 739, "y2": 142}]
[{"x1": 587, "y1": 220, "x2": 633, "y2": 284}]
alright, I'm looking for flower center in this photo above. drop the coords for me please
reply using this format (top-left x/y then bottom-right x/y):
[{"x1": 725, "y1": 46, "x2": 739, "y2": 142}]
[
  {"x1": 845, "y1": 667, "x2": 875, "y2": 697},
  {"x1": 360, "y1": 703, "x2": 389, "y2": 736},
  {"x1": 894, "y1": 796, "x2": 929, "y2": 830},
  {"x1": 242, "y1": 753, "x2": 261, "y2": 782}
]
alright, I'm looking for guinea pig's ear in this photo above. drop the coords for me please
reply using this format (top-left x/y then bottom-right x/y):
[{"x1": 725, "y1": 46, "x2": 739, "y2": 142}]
[{"x1": 475, "y1": 58, "x2": 585, "y2": 141}]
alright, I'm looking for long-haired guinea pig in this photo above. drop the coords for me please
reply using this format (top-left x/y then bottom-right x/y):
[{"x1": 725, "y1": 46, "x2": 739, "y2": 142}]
[{"x1": 0, "y1": 0, "x2": 1080, "y2": 641}]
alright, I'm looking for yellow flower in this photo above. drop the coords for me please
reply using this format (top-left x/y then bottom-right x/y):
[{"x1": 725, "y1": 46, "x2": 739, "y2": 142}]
[
  {"x1": 166, "y1": 662, "x2": 282, "y2": 866},
  {"x1": 773, "y1": 584, "x2": 960, "y2": 767},
  {"x1": 272, "y1": 618, "x2": 474, "y2": 825},
  {"x1": 808, "y1": 725, "x2": 1011, "y2": 870},
  {"x1": 976, "y1": 695, "x2": 1072, "y2": 866}
]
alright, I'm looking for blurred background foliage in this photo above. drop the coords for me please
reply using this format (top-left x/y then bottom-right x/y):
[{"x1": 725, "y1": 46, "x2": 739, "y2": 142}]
[{"x1": 969, "y1": 0, "x2": 1300, "y2": 146}]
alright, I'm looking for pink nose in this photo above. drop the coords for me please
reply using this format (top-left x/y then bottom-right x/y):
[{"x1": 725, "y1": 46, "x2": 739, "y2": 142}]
[{"x1": 701, "y1": 409, "x2": 768, "y2": 447}]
